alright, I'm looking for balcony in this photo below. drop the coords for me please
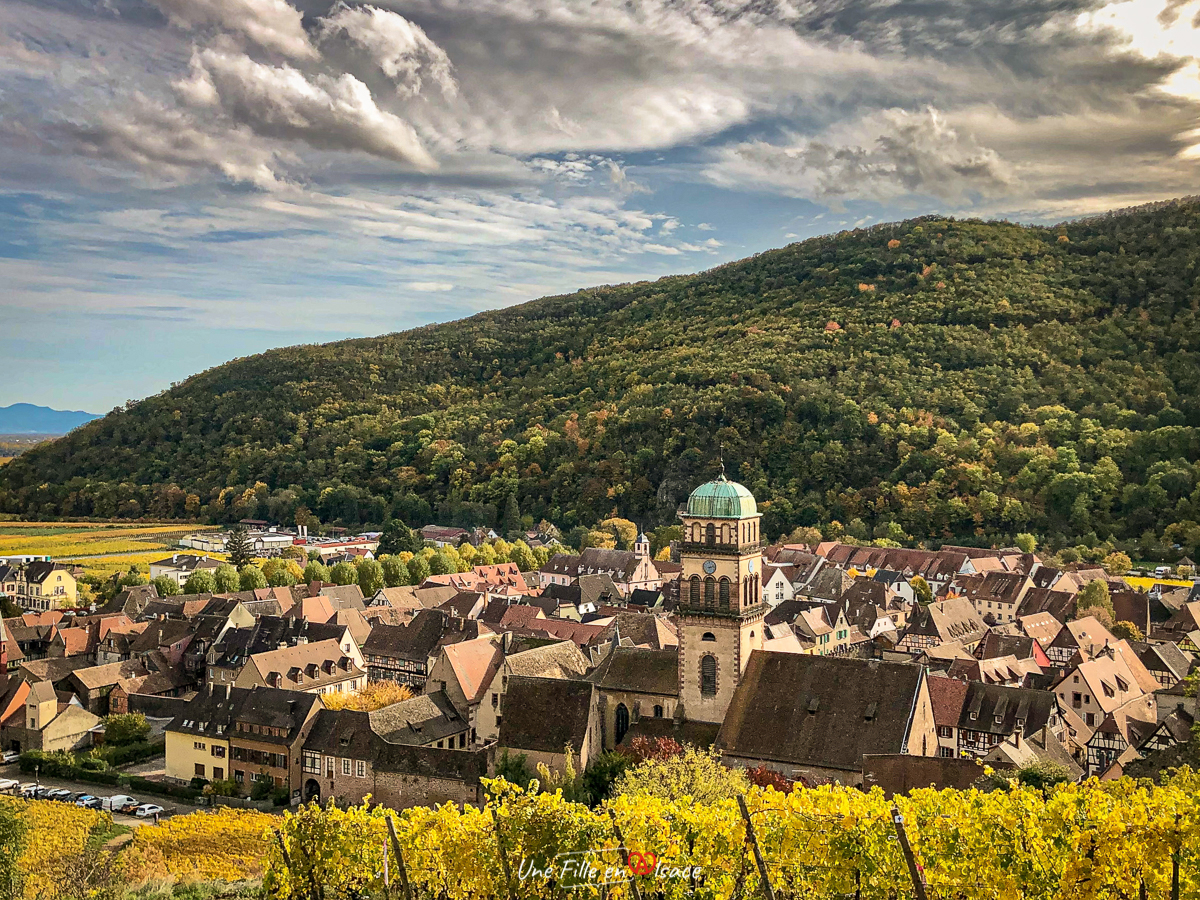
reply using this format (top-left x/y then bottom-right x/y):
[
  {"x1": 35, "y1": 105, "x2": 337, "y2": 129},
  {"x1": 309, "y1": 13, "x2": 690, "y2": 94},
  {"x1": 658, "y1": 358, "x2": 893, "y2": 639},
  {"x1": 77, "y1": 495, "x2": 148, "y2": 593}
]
[{"x1": 679, "y1": 540, "x2": 763, "y2": 556}]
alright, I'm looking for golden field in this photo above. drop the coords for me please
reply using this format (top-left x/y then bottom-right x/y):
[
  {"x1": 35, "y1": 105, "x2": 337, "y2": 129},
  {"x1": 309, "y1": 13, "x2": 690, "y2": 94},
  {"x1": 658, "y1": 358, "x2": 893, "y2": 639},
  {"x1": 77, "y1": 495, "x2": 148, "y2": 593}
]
[{"x1": 0, "y1": 522, "x2": 219, "y2": 576}]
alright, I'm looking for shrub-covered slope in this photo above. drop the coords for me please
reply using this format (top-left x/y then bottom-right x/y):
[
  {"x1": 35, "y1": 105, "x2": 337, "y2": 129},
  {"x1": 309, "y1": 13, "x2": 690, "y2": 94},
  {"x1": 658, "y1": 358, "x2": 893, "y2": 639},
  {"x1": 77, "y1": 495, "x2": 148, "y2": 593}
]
[{"x1": 4, "y1": 201, "x2": 1199, "y2": 550}]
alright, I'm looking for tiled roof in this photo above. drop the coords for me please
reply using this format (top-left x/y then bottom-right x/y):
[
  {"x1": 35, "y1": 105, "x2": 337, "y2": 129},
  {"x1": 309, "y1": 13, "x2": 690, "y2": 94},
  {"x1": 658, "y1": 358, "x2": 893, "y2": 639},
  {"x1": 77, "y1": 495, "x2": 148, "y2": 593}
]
[
  {"x1": 587, "y1": 647, "x2": 679, "y2": 696},
  {"x1": 499, "y1": 676, "x2": 595, "y2": 755},
  {"x1": 717, "y1": 653, "x2": 928, "y2": 772}
]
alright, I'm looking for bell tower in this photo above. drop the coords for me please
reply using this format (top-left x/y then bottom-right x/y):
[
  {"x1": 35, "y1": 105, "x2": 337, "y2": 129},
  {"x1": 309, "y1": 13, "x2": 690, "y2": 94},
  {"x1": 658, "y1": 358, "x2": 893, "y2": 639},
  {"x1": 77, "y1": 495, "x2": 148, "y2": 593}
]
[{"x1": 676, "y1": 471, "x2": 766, "y2": 724}]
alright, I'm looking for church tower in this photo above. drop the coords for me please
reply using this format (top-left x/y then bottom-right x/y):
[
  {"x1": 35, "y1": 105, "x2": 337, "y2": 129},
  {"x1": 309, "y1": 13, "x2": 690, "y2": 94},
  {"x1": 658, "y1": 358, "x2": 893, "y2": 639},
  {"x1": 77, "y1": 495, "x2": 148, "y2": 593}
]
[{"x1": 676, "y1": 472, "x2": 766, "y2": 724}]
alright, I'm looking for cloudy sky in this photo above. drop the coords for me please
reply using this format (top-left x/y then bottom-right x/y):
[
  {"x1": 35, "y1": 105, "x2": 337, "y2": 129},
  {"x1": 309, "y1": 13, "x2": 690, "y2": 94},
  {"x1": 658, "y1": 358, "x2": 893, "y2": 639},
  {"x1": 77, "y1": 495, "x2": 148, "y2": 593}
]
[{"x1": 2, "y1": 0, "x2": 1198, "y2": 411}]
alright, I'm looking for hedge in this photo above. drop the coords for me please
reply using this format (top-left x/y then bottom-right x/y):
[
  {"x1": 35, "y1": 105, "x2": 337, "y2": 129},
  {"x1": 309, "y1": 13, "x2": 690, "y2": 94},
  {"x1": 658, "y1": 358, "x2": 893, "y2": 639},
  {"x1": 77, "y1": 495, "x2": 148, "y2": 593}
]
[
  {"x1": 96, "y1": 739, "x2": 165, "y2": 767},
  {"x1": 126, "y1": 776, "x2": 201, "y2": 802}
]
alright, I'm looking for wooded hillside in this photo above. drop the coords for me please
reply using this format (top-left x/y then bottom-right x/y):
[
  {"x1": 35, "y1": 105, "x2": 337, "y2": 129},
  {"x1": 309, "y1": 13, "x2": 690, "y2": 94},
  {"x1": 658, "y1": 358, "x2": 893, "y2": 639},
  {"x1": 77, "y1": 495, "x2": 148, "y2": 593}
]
[{"x1": 4, "y1": 200, "x2": 1199, "y2": 555}]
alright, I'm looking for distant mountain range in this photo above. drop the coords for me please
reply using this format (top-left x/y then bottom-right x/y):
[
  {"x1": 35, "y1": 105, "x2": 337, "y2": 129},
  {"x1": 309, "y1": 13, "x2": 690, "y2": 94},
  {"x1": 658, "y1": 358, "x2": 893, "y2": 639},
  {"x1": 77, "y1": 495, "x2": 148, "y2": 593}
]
[{"x1": 0, "y1": 403, "x2": 101, "y2": 435}]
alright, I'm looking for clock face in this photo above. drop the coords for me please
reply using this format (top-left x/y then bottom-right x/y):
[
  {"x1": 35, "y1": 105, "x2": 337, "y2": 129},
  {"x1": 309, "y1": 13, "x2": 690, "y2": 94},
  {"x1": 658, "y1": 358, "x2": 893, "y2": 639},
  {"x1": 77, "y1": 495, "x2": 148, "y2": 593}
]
[
  {"x1": 747, "y1": 560, "x2": 755, "y2": 573},
  {"x1": 702, "y1": 560, "x2": 717, "y2": 575}
]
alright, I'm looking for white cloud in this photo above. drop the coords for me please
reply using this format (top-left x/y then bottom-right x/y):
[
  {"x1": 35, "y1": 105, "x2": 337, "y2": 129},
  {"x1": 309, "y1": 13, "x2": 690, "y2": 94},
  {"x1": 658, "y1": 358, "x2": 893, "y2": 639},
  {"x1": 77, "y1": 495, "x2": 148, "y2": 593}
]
[
  {"x1": 175, "y1": 47, "x2": 438, "y2": 170},
  {"x1": 146, "y1": 0, "x2": 317, "y2": 59},
  {"x1": 405, "y1": 281, "x2": 455, "y2": 291},
  {"x1": 318, "y1": 4, "x2": 456, "y2": 96},
  {"x1": 708, "y1": 108, "x2": 1014, "y2": 203}
]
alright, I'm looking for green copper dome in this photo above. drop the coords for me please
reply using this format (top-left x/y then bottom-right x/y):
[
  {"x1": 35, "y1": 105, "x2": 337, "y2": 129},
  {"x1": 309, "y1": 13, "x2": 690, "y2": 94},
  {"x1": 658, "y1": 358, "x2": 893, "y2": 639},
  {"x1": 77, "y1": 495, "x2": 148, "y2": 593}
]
[{"x1": 686, "y1": 474, "x2": 757, "y2": 519}]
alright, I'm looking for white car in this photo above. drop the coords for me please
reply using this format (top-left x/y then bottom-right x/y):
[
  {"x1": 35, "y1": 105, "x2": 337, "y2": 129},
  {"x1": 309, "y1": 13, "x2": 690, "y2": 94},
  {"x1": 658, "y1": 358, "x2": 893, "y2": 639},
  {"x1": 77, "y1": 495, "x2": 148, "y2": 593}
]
[
  {"x1": 0, "y1": 778, "x2": 19, "y2": 791},
  {"x1": 134, "y1": 804, "x2": 164, "y2": 818},
  {"x1": 100, "y1": 794, "x2": 139, "y2": 812},
  {"x1": 1, "y1": 750, "x2": 18, "y2": 764}
]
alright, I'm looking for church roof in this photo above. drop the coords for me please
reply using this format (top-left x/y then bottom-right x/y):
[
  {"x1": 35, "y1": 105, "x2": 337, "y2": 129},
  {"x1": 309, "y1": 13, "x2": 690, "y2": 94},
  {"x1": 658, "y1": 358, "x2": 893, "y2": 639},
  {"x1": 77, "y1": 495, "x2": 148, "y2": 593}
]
[{"x1": 686, "y1": 474, "x2": 757, "y2": 519}]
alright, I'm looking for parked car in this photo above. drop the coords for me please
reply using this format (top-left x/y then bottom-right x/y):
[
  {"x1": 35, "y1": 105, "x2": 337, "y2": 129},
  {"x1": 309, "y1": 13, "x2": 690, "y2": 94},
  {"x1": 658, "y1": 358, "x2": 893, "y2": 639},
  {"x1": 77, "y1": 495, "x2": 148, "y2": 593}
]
[
  {"x1": 32, "y1": 786, "x2": 54, "y2": 800},
  {"x1": 68, "y1": 791, "x2": 92, "y2": 803},
  {"x1": 0, "y1": 778, "x2": 19, "y2": 791},
  {"x1": 100, "y1": 794, "x2": 138, "y2": 812},
  {"x1": 74, "y1": 794, "x2": 96, "y2": 807},
  {"x1": 134, "y1": 804, "x2": 164, "y2": 818},
  {"x1": 19, "y1": 783, "x2": 38, "y2": 797},
  {"x1": 118, "y1": 799, "x2": 143, "y2": 814},
  {"x1": 1, "y1": 750, "x2": 18, "y2": 764},
  {"x1": 46, "y1": 789, "x2": 73, "y2": 802},
  {"x1": 78, "y1": 795, "x2": 103, "y2": 809}
]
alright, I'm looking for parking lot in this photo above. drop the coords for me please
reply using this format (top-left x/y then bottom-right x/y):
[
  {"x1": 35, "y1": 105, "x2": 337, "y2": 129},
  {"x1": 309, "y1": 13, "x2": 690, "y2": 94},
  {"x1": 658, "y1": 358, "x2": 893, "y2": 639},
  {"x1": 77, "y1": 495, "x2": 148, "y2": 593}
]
[{"x1": 0, "y1": 762, "x2": 208, "y2": 825}]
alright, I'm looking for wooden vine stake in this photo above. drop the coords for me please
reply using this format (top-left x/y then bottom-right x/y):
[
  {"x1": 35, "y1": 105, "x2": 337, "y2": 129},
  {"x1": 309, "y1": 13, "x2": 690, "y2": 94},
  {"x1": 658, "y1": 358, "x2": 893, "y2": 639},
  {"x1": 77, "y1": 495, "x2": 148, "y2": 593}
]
[
  {"x1": 490, "y1": 806, "x2": 518, "y2": 900},
  {"x1": 737, "y1": 794, "x2": 776, "y2": 900},
  {"x1": 606, "y1": 808, "x2": 644, "y2": 900},
  {"x1": 891, "y1": 806, "x2": 928, "y2": 900},
  {"x1": 385, "y1": 815, "x2": 415, "y2": 900}
]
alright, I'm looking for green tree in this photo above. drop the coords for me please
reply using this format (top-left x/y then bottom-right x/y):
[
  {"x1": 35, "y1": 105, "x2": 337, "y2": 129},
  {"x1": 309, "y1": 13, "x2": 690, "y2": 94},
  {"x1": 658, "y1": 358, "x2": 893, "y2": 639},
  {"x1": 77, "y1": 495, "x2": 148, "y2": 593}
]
[
  {"x1": 582, "y1": 751, "x2": 629, "y2": 806},
  {"x1": 213, "y1": 563, "x2": 240, "y2": 593},
  {"x1": 151, "y1": 575, "x2": 181, "y2": 597},
  {"x1": 406, "y1": 555, "x2": 431, "y2": 585},
  {"x1": 380, "y1": 555, "x2": 407, "y2": 587},
  {"x1": 262, "y1": 558, "x2": 300, "y2": 587},
  {"x1": 302, "y1": 560, "x2": 331, "y2": 584},
  {"x1": 356, "y1": 558, "x2": 385, "y2": 595},
  {"x1": 1014, "y1": 533, "x2": 1038, "y2": 554},
  {"x1": 501, "y1": 494, "x2": 521, "y2": 536},
  {"x1": 118, "y1": 565, "x2": 148, "y2": 588},
  {"x1": 0, "y1": 597, "x2": 21, "y2": 618},
  {"x1": 182, "y1": 570, "x2": 216, "y2": 594},
  {"x1": 429, "y1": 551, "x2": 456, "y2": 576},
  {"x1": 494, "y1": 749, "x2": 535, "y2": 789},
  {"x1": 1102, "y1": 551, "x2": 1132, "y2": 576},
  {"x1": 104, "y1": 712, "x2": 150, "y2": 745},
  {"x1": 1111, "y1": 620, "x2": 1145, "y2": 642},
  {"x1": 378, "y1": 519, "x2": 421, "y2": 555},
  {"x1": 613, "y1": 745, "x2": 749, "y2": 805},
  {"x1": 508, "y1": 540, "x2": 536, "y2": 571},
  {"x1": 1075, "y1": 579, "x2": 1114, "y2": 621},
  {"x1": 239, "y1": 564, "x2": 267, "y2": 591},
  {"x1": 225, "y1": 524, "x2": 253, "y2": 568},
  {"x1": 330, "y1": 561, "x2": 358, "y2": 586},
  {"x1": 911, "y1": 575, "x2": 934, "y2": 605}
]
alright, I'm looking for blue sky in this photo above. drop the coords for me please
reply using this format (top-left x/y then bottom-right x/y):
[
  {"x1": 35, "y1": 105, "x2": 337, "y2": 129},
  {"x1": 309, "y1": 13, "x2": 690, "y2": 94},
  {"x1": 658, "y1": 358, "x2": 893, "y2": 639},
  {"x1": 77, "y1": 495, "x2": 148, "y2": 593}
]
[{"x1": 2, "y1": 0, "x2": 1199, "y2": 412}]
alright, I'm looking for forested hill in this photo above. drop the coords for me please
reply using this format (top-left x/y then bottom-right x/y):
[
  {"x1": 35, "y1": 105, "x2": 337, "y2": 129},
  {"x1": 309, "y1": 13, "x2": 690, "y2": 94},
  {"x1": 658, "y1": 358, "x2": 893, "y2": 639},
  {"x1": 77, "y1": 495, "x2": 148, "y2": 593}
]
[{"x1": 4, "y1": 201, "x2": 1200, "y2": 555}]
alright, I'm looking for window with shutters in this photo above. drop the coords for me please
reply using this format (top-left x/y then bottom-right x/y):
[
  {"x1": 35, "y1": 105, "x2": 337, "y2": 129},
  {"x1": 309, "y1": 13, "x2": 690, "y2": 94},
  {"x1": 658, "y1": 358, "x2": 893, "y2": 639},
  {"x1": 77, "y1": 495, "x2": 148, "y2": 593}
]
[{"x1": 700, "y1": 655, "x2": 717, "y2": 696}]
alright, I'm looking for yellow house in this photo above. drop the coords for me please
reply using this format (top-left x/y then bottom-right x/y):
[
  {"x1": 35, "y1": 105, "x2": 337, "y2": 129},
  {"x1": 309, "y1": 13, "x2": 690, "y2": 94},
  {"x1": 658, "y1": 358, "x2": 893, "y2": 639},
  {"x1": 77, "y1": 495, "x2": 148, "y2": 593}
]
[
  {"x1": 0, "y1": 561, "x2": 78, "y2": 611},
  {"x1": 164, "y1": 686, "x2": 238, "y2": 784}
]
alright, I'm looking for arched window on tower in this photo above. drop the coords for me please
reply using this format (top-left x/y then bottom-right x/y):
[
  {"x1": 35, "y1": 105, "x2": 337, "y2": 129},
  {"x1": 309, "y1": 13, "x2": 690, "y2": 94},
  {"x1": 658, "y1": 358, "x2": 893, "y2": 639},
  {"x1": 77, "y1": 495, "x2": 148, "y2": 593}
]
[
  {"x1": 705, "y1": 523, "x2": 716, "y2": 546},
  {"x1": 700, "y1": 655, "x2": 717, "y2": 696},
  {"x1": 704, "y1": 577, "x2": 716, "y2": 609},
  {"x1": 701, "y1": 632, "x2": 716, "y2": 642},
  {"x1": 719, "y1": 578, "x2": 730, "y2": 611},
  {"x1": 615, "y1": 703, "x2": 630, "y2": 745},
  {"x1": 689, "y1": 576, "x2": 701, "y2": 608}
]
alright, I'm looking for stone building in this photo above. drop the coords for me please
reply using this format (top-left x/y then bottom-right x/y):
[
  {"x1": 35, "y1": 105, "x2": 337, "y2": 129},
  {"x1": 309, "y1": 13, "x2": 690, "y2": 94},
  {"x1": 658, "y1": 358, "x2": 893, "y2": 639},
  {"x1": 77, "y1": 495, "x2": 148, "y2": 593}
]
[{"x1": 675, "y1": 472, "x2": 767, "y2": 724}]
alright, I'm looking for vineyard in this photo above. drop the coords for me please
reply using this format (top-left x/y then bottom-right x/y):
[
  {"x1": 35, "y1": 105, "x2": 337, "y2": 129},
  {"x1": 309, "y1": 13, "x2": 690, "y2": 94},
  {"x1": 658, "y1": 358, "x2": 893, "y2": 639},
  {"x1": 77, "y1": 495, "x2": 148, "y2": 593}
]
[
  {"x1": 0, "y1": 522, "x2": 220, "y2": 578},
  {"x1": 5, "y1": 774, "x2": 1200, "y2": 900},
  {"x1": 264, "y1": 775, "x2": 1200, "y2": 900}
]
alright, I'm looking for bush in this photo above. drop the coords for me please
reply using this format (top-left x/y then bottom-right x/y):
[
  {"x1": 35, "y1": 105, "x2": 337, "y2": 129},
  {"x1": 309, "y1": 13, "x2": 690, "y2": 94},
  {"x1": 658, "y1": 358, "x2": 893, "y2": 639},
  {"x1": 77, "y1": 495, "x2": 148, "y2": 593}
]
[
  {"x1": 127, "y1": 775, "x2": 202, "y2": 802},
  {"x1": 78, "y1": 756, "x2": 109, "y2": 772},
  {"x1": 104, "y1": 712, "x2": 151, "y2": 746},
  {"x1": 102, "y1": 739, "x2": 165, "y2": 767},
  {"x1": 249, "y1": 779, "x2": 273, "y2": 802},
  {"x1": 19, "y1": 749, "x2": 76, "y2": 777},
  {"x1": 271, "y1": 787, "x2": 290, "y2": 807}
]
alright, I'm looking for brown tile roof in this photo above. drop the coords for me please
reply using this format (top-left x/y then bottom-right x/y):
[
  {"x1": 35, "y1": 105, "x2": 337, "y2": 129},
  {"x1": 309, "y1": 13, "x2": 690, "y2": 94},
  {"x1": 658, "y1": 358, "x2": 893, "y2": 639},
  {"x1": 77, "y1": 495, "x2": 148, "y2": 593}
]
[
  {"x1": 587, "y1": 647, "x2": 679, "y2": 696},
  {"x1": 717, "y1": 653, "x2": 929, "y2": 772},
  {"x1": 440, "y1": 638, "x2": 504, "y2": 704},
  {"x1": 926, "y1": 674, "x2": 969, "y2": 728},
  {"x1": 498, "y1": 675, "x2": 596, "y2": 755}
]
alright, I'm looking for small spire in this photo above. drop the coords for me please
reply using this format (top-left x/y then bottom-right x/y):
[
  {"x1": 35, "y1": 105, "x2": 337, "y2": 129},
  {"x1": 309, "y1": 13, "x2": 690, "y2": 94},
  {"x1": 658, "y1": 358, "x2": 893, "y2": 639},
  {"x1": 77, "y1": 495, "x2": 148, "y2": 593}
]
[{"x1": 718, "y1": 443, "x2": 726, "y2": 480}]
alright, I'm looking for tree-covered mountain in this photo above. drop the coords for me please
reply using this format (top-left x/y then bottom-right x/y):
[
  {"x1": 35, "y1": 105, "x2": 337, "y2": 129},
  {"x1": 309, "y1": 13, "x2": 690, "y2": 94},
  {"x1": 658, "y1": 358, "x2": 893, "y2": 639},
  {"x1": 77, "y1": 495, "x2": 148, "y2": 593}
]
[{"x1": 4, "y1": 201, "x2": 1200, "y2": 558}]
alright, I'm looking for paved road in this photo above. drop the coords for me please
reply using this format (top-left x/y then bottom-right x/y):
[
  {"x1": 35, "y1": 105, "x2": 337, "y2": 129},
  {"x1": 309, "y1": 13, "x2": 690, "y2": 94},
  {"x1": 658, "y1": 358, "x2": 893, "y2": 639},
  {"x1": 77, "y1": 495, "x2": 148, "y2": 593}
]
[{"x1": 0, "y1": 761, "x2": 207, "y2": 825}]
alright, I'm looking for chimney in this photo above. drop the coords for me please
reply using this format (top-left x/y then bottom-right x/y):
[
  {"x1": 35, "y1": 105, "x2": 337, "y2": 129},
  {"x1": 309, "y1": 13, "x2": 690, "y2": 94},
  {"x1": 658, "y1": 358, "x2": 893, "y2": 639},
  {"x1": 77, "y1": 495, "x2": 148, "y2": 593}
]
[{"x1": 225, "y1": 683, "x2": 232, "y2": 699}]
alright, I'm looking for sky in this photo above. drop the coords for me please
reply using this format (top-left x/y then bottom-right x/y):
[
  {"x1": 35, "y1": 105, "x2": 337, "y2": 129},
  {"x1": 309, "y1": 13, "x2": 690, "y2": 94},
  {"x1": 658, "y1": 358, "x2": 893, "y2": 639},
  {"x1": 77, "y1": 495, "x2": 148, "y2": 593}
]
[{"x1": 1, "y1": 0, "x2": 1199, "y2": 412}]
